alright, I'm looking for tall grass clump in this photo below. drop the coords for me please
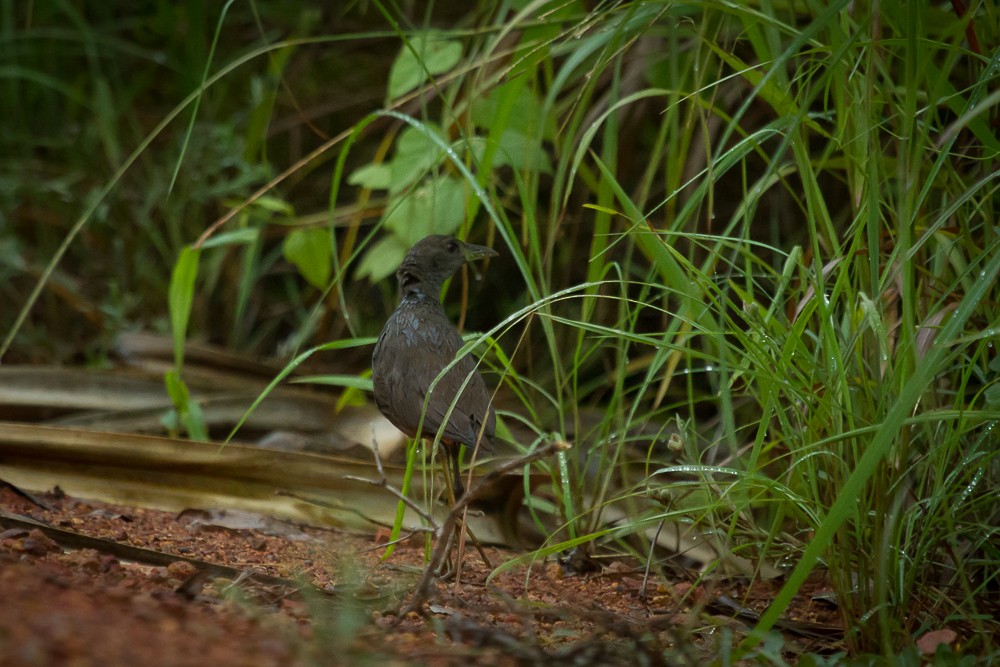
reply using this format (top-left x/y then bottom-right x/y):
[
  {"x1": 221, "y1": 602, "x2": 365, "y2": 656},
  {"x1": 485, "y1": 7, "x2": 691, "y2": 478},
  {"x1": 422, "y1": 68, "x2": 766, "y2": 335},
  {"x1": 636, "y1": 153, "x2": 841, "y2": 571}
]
[{"x1": 344, "y1": 0, "x2": 999, "y2": 657}]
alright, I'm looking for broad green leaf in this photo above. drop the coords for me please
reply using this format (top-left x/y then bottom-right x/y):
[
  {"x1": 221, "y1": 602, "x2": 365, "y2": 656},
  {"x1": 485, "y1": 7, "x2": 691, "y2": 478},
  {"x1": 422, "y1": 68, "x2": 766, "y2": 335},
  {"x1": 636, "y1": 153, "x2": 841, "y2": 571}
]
[
  {"x1": 387, "y1": 33, "x2": 462, "y2": 101},
  {"x1": 493, "y1": 129, "x2": 552, "y2": 173},
  {"x1": 390, "y1": 123, "x2": 446, "y2": 194},
  {"x1": 348, "y1": 163, "x2": 392, "y2": 190},
  {"x1": 382, "y1": 175, "x2": 465, "y2": 246},
  {"x1": 462, "y1": 136, "x2": 488, "y2": 164},
  {"x1": 354, "y1": 235, "x2": 408, "y2": 283},
  {"x1": 283, "y1": 227, "x2": 332, "y2": 289}
]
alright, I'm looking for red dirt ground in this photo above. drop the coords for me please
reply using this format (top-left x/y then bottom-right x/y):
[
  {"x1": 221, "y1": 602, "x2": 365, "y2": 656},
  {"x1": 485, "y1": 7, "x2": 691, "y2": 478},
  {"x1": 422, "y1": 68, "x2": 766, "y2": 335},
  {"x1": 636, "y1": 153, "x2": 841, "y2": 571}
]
[{"x1": 0, "y1": 486, "x2": 845, "y2": 666}]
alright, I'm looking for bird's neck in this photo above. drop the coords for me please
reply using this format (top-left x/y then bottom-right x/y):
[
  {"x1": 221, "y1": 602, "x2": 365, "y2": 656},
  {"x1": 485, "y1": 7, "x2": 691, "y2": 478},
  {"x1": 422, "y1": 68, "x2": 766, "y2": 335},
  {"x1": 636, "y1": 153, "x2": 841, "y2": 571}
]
[{"x1": 399, "y1": 277, "x2": 444, "y2": 302}]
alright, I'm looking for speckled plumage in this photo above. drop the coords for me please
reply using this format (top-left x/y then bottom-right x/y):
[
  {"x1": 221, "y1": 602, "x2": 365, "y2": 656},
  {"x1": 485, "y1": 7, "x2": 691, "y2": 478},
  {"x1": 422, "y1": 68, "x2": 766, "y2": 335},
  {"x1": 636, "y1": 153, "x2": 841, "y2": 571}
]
[{"x1": 372, "y1": 236, "x2": 497, "y2": 485}]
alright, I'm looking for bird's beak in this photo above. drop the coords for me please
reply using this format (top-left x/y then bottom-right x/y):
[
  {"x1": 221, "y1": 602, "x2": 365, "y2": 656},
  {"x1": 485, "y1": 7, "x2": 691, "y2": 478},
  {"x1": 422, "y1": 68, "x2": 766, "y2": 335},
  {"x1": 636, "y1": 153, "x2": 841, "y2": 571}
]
[{"x1": 461, "y1": 243, "x2": 499, "y2": 262}]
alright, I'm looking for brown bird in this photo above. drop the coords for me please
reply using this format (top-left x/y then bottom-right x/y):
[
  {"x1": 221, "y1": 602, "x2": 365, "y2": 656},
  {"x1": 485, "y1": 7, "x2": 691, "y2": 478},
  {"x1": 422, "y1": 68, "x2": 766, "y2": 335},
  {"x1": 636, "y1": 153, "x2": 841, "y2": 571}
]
[{"x1": 372, "y1": 235, "x2": 498, "y2": 497}]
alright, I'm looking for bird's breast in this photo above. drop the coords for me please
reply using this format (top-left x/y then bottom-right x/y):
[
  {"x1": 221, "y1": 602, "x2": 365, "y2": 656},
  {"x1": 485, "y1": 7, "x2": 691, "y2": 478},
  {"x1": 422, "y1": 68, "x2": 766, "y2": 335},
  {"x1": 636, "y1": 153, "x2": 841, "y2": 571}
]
[{"x1": 379, "y1": 299, "x2": 458, "y2": 352}]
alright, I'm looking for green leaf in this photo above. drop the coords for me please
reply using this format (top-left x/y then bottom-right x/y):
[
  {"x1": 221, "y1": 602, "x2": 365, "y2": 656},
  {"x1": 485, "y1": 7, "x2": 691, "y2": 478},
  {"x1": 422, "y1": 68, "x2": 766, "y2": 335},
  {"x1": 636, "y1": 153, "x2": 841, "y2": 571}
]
[
  {"x1": 985, "y1": 382, "x2": 1000, "y2": 407},
  {"x1": 164, "y1": 370, "x2": 208, "y2": 441},
  {"x1": 471, "y1": 82, "x2": 553, "y2": 140},
  {"x1": 348, "y1": 163, "x2": 392, "y2": 190},
  {"x1": 251, "y1": 195, "x2": 295, "y2": 216},
  {"x1": 583, "y1": 203, "x2": 623, "y2": 216},
  {"x1": 354, "y1": 235, "x2": 408, "y2": 283},
  {"x1": 200, "y1": 228, "x2": 259, "y2": 249},
  {"x1": 493, "y1": 129, "x2": 552, "y2": 173},
  {"x1": 283, "y1": 227, "x2": 332, "y2": 289},
  {"x1": 389, "y1": 123, "x2": 446, "y2": 194},
  {"x1": 382, "y1": 175, "x2": 466, "y2": 246},
  {"x1": 183, "y1": 398, "x2": 208, "y2": 442},
  {"x1": 168, "y1": 246, "x2": 201, "y2": 369},
  {"x1": 164, "y1": 369, "x2": 190, "y2": 407},
  {"x1": 387, "y1": 33, "x2": 462, "y2": 101}
]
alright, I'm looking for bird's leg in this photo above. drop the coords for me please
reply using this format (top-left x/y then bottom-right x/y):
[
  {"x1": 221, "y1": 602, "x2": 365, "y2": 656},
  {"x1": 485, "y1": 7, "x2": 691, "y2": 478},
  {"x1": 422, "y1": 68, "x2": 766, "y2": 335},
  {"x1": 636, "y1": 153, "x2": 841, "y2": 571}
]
[
  {"x1": 392, "y1": 440, "x2": 570, "y2": 621},
  {"x1": 446, "y1": 442, "x2": 465, "y2": 500},
  {"x1": 432, "y1": 442, "x2": 460, "y2": 578},
  {"x1": 440, "y1": 442, "x2": 494, "y2": 581},
  {"x1": 449, "y1": 443, "x2": 468, "y2": 584}
]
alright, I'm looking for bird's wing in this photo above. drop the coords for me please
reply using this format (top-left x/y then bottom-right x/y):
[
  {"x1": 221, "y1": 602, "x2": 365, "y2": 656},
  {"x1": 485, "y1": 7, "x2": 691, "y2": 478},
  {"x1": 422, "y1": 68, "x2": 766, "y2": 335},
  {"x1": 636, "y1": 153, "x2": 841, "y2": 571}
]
[
  {"x1": 421, "y1": 353, "x2": 496, "y2": 453},
  {"x1": 373, "y1": 303, "x2": 495, "y2": 452}
]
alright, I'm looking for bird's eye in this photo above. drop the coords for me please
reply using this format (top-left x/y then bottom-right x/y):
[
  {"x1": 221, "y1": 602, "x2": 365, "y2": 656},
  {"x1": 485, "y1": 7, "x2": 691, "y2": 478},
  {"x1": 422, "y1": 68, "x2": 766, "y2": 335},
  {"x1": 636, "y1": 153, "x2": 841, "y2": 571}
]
[{"x1": 446, "y1": 241, "x2": 459, "y2": 253}]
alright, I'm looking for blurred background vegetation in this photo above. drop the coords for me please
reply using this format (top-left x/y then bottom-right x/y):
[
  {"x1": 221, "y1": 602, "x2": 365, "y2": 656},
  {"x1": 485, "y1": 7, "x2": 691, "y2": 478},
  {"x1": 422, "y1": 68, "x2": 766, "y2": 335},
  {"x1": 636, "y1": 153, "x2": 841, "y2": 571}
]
[{"x1": 2, "y1": 0, "x2": 999, "y2": 661}]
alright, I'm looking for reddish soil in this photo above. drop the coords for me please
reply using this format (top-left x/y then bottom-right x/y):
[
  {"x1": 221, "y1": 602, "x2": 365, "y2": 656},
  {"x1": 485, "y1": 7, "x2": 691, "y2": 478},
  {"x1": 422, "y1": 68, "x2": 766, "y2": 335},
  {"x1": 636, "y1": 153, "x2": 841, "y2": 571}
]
[{"x1": 0, "y1": 486, "x2": 844, "y2": 665}]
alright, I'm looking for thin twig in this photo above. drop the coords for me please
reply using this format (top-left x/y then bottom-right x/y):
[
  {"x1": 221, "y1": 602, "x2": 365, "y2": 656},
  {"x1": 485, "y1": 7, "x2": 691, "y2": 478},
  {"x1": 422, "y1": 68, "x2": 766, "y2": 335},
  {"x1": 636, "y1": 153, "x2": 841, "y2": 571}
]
[
  {"x1": 342, "y1": 474, "x2": 439, "y2": 528},
  {"x1": 344, "y1": 431, "x2": 439, "y2": 527}
]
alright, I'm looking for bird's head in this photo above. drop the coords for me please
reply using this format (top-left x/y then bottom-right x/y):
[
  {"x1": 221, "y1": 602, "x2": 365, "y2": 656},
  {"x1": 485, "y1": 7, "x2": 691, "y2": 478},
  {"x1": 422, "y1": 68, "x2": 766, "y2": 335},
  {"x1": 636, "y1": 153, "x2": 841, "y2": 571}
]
[{"x1": 397, "y1": 235, "x2": 498, "y2": 297}]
